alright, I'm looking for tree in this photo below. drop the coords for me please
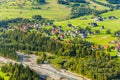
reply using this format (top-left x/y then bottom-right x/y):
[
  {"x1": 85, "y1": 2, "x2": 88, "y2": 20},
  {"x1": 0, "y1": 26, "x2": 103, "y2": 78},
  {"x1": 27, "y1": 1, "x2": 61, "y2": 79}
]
[
  {"x1": 106, "y1": 29, "x2": 111, "y2": 34},
  {"x1": 36, "y1": 0, "x2": 45, "y2": 3},
  {"x1": 37, "y1": 58, "x2": 43, "y2": 64},
  {"x1": 32, "y1": 15, "x2": 42, "y2": 21}
]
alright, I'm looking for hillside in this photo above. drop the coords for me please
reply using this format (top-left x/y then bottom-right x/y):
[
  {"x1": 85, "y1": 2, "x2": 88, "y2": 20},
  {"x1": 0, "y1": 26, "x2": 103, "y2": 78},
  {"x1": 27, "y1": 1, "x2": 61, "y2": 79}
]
[
  {"x1": 55, "y1": 9, "x2": 120, "y2": 54},
  {"x1": 0, "y1": 0, "x2": 115, "y2": 21},
  {"x1": 0, "y1": 0, "x2": 71, "y2": 20},
  {"x1": 1, "y1": 0, "x2": 120, "y2": 80}
]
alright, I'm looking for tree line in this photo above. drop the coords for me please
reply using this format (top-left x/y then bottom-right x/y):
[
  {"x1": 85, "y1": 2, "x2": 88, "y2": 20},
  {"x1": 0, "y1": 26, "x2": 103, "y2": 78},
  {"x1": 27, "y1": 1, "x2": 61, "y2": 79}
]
[
  {"x1": 71, "y1": 6, "x2": 113, "y2": 18},
  {"x1": 107, "y1": 0, "x2": 120, "y2": 4},
  {"x1": 91, "y1": 0, "x2": 116, "y2": 9},
  {"x1": 57, "y1": 0, "x2": 86, "y2": 5},
  {"x1": 0, "y1": 15, "x2": 53, "y2": 28}
]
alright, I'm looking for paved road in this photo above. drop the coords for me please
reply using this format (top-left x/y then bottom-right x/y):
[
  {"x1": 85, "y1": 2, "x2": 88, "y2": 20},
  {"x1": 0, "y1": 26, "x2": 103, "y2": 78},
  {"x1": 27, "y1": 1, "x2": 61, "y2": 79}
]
[{"x1": 0, "y1": 52, "x2": 90, "y2": 80}]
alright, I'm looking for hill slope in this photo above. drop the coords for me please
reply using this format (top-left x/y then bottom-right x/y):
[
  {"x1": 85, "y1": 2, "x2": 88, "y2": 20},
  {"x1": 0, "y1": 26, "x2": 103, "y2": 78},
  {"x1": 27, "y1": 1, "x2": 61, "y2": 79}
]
[{"x1": 0, "y1": 0, "x2": 71, "y2": 20}]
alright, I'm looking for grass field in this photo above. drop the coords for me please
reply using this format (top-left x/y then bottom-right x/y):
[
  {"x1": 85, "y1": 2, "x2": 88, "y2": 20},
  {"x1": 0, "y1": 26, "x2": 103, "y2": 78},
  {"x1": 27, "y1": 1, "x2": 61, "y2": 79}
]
[
  {"x1": 0, "y1": 0, "x2": 71, "y2": 20},
  {"x1": 0, "y1": 70, "x2": 10, "y2": 80},
  {"x1": 86, "y1": 0, "x2": 109, "y2": 10},
  {"x1": 0, "y1": 0, "x2": 112, "y2": 21}
]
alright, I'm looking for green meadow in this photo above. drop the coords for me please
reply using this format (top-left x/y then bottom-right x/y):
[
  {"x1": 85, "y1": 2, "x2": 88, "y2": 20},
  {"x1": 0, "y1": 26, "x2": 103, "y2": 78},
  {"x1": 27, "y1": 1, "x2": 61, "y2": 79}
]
[
  {"x1": 0, "y1": 69, "x2": 10, "y2": 80},
  {"x1": 0, "y1": 0, "x2": 71, "y2": 20}
]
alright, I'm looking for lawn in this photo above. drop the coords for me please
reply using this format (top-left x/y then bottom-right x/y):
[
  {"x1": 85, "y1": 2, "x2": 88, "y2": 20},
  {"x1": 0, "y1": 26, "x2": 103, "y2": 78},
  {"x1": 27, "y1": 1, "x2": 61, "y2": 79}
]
[{"x1": 0, "y1": 70, "x2": 10, "y2": 80}]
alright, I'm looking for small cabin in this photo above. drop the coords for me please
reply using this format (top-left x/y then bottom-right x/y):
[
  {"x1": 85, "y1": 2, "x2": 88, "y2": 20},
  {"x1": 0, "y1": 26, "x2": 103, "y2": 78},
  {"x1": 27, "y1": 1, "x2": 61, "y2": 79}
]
[{"x1": 88, "y1": 22, "x2": 98, "y2": 27}]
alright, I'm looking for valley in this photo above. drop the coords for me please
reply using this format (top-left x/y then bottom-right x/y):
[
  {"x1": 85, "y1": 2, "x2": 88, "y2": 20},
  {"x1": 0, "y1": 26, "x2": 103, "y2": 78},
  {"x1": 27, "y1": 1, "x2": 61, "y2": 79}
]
[{"x1": 0, "y1": 0, "x2": 120, "y2": 80}]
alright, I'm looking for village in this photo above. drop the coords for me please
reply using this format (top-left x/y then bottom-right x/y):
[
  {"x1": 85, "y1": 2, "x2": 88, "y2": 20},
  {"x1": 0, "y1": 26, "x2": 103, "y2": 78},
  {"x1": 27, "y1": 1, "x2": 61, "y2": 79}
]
[{"x1": 0, "y1": 15, "x2": 118, "y2": 57}]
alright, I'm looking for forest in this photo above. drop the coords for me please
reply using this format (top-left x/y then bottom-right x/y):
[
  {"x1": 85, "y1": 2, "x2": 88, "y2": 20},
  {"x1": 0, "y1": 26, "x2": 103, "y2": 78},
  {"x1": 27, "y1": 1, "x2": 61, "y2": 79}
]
[{"x1": 0, "y1": 63, "x2": 40, "y2": 80}]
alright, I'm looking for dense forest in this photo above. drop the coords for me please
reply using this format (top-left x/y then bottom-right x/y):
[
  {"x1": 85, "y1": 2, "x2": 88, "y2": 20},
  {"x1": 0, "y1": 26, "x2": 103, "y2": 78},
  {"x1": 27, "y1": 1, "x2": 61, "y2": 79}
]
[{"x1": 1, "y1": 63, "x2": 40, "y2": 80}]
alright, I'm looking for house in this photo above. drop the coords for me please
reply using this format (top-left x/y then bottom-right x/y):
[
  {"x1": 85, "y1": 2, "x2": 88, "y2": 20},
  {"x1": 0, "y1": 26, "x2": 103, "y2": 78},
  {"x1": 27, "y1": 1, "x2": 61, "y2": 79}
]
[
  {"x1": 52, "y1": 25, "x2": 56, "y2": 29},
  {"x1": 94, "y1": 17, "x2": 103, "y2": 21},
  {"x1": 65, "y1": 31, "x2": 69, "y2": 36},
  {"x1": 60, "y1": 34, "x2": 65, "y2": 40},
  {"x1": 103, "y1": 45, "x2": 108, "y2": 50},
  {"x1": 115, "y1": 42, "x2": 120, "y2": 51},
  {"x1": 59, "y1": 29, "x2": 64, "y2": 33},
  {"x1": 80, "y1": 33, "x2": 87, "y2": 38},
  {"x1": 21, "y1": 24, "x2": 27, "y2": 30},
  {"x1": 97, "y1": 17, "x2": 103, "y2": 21},
  {"x1": 67, "y1": 23, "x2": 72, "y2": 27},
  {"x1": 80, "y1": 17, "x2": 87, "y2": 20},
  {"x1": 101, "y1": 26, "x2": 104, "y2": 29},
  {"x1": 58, "y1": 26, "x2": 62, "y2": 29},
  {"x1": 88, "y1": 22, "x2": 98, "y2": 27},
  {"x1": 66, "y1": 39, "x2": 72, "y2": 43},
  {"x1": 89, "y1": 32, "x2": 94, "y2": 35},
  {"x1": 52, "y1": 29, "x2": 59, "y2": 34},
  {"x1": 42, "y1": 23, "x2": 46, "y2": 26},
  {"x1": 108, "y1": 16, "x2": 116, "y2": 20},
  {"x1": 116, "y1": 4, "x2": 120, "y2": 9},
  {"x1": 72, "y1": 32, "x2": 76, "y2": 37},
  {"x1": 36, "y1": 23, "x2": 39, "y2": 28},
  {"x1": 109, "y1": 40, "x2": 116, "y2": 44}
]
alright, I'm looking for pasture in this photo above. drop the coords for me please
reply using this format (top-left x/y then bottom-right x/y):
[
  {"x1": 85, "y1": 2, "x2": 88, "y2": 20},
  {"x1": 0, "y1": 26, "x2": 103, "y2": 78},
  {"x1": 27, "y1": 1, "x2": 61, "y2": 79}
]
[{"x1": 0, "y1": 0, "x2": 71, "y2": 20}]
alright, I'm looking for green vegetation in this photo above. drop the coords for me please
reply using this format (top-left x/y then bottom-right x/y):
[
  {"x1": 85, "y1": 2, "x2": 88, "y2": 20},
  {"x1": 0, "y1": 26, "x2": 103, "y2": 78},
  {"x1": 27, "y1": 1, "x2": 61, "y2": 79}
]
[
  {"x1": 107, "y1": 0, "x2": 120, "y2": 4},
  {"x1": 0, "y1": 70, "x2": 9, "y2": 80},
  {"x1": 0, "y1": 0, "x2": 120, "y2": 80},
  {"x1": 0, "y1": 0, "x2": 71, "y2": 20},
  {"x1": 0, "y1": 63, "x2": 40, "y2": 80}
]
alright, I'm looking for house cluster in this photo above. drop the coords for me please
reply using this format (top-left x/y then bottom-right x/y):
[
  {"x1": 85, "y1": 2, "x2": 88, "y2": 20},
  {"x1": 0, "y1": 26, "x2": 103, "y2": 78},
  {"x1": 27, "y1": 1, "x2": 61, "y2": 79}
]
[
  {"x1": 15, "y1": 22, "x2": 53, "y2": 31},
  {"x1": 50, "y1": 25, "x2": 89, "y2": 40},
  {"x1": 88, "y1": 22, "x2": 98, "y2": 27},
  {"x1": 92, "y1": 16, "x2": 116, "y2": 21},
  {"x1": 115, "y1": 42, "x2": 120, "y2": 52},
  {"x1": 79, "y1": 17, "x2": 87, "y2": 20},
  {"x1": 12, "y1": 21, "x2": 101, "y2": 41},
  {"x1": 79, "y1": 16, "x2": 116, "y2": 22}
]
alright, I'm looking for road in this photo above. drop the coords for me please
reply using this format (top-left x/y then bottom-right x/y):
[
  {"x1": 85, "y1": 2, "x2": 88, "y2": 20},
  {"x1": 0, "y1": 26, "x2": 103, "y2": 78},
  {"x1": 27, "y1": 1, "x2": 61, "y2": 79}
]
[{"x1": 0, "y1": 52, "x2": 90, "y2": 80}]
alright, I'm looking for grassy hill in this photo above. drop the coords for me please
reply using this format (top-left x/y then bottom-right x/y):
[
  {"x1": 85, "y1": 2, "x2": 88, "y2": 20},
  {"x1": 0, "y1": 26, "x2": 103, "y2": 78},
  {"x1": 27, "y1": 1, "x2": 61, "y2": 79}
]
[
  {"x1": 0, "y1": 0, "x2": 71, "y2": 20},
  {"x1": 86, "y1": 0, "x2": 109, "y2": 10},
  {"x1": 54, "y1": 9, "x2": 120, "y2": 56},
  {"x1": 0, "y1": 0, "x2": 113, "y2": 21}
]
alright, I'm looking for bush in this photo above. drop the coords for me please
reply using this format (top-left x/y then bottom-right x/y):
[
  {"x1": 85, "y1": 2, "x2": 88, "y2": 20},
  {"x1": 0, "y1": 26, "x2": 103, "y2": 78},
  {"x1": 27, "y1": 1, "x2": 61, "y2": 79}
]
[{"x1": 106, "y1": 29, "x2": 111, "y2": 34}]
